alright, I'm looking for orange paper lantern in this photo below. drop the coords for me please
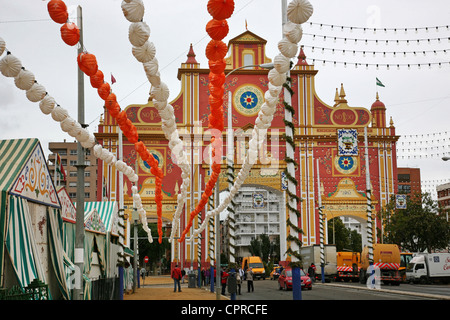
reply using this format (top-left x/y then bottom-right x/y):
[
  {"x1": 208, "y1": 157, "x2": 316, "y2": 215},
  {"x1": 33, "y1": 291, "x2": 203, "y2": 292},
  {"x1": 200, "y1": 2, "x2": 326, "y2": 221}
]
[
  {"x1": 208, "y1": 72, "x2": 225, "y2": 86},
  {"x1": 208, "y1": 59, "x2": 227, "y2": 74},
  {"x1": 90, "y1": 70, "x2": 104, "y2": 89},
  {"x1": 48, "y1": 0, "x2": 68, "y2": 24},
  {"x1": 206, "y1": 19, "x2": 229, "y2": 41},
  {"x1": 97, "y1": 82, "x2": 111, "y2": 100},
  {"x1": 105, "y1": 93, "x2": 117, "y2": 110},
  {"x1": 207, "y1": 0, "x2": 235, "y2": 20},
  {"x1": 60, "y1": 22, "x2": 80, "y2": 46},
  {"x1": 108, "y1": 102, "x2": 121, "y2": 118},
  {"x1": 208, "y1": 83, "x2": 224, "y2": 99},
  {"x1": 77, "y1": 52, "x2": 98, "y2": 77},
  {"x1": 205, "y1": 40, "x2": 227, "y2": 61}
]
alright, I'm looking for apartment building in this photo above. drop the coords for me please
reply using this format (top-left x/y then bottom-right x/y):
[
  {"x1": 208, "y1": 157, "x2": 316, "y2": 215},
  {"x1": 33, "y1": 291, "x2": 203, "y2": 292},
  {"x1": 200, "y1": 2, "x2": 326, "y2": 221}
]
[{"x1": 48, "y1": 140, "x2": 98, "y2": 202}]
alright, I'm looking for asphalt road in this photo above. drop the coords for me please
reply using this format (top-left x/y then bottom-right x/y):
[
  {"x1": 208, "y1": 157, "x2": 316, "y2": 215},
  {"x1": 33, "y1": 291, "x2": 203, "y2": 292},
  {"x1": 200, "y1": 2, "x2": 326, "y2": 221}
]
[{"x1": 232, "y1": 279, "x2": 450, "y2": 300}]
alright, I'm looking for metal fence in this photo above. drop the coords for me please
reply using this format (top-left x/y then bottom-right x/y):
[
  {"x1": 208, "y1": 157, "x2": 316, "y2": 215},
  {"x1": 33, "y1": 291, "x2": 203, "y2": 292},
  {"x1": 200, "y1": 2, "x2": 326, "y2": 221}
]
[{"x1": 90, "y1": 277, "x2": 120, "y2": 300}]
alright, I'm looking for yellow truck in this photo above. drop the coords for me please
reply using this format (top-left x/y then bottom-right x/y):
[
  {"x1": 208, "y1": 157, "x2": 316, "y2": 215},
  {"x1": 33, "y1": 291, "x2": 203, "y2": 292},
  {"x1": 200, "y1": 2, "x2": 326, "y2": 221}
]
[
  {"x1": 242, "y1": 256, "x2": 266, "y2": 280},
  {"x1": 359, "y1": 244, "x2": 401, "y2": 285},
  {"x1": 336, "y1": 252, "x2": 360, "y2": 282}
]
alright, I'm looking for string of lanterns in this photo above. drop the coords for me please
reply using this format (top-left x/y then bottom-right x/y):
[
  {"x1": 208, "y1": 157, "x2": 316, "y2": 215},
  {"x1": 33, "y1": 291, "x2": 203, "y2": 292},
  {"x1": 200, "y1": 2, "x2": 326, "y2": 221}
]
[
  {"x1": 188, "y1": 0, "x2": 312, "y2": 242},
  {"x1": 0, "y1": 36, "x2": 155, "y2": 244},
  {"x1": 179, "y1": 0, "x2": 235, "y2": 243},
  {"x1": 119, "y1": 0, "x2": 193, "y2": 244},
  {"x1": 47, "y1": 0, "x2": 160, "y2": 242}
]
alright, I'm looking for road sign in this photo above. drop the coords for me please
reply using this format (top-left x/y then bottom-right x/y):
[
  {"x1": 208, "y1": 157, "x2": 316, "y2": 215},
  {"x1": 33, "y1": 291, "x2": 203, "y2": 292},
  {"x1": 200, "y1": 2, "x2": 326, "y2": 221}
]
[{"x1": 144, "y1": 256, "x2": 149, "y2": 263}]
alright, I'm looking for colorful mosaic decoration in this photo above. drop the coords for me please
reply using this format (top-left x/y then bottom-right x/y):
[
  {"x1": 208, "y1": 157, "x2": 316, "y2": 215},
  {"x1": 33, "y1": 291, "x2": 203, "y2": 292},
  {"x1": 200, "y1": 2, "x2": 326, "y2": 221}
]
[
  {"x1": 10, "y1": 143, "x2": 59, "y2": 207},
  {"x1": 233, "y1": 84, "x2": 264, "y2": 117},
  {"x1": 337, "y1": 129, "x2": 358, "y2": 156}
]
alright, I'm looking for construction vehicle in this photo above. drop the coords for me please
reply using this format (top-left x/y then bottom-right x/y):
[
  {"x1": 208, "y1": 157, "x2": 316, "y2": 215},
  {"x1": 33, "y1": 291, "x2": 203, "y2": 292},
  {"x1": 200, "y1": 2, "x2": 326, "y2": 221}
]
[
  {"x1": 399, "y1": 252, "x2": 413, "y2": 282},
  {"x1": 300, "y1": 245, "x2": 337, "y2": 282},
  {"x1": 336, "y1": 251, "x2": 360, "y2": 282},
  {"x1": 359, "y1": 244, "x2": 401, "y2": 286},
  {"x1": 406, "y1": 252, "x2": 450, "y2": 284}
]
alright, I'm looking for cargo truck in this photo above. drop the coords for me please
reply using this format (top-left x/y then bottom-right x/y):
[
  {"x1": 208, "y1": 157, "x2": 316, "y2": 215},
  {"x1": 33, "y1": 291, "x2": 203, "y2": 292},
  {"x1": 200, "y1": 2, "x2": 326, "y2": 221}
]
[
  {"x1": 300, "y1": 245, "x2": 337, "y2": 282},
  {"x1": 405, "y1": 253, "x2": 450, "y2": 284},
  {"x1": 336, "y1": 252, "x2": 360, "y2": 282},
  {"x1": 242, "y1": 256, "x2": 266, "y2": 280},
  {"x1": 359, "y1": 244, "x2": 401, "y2": 285}
]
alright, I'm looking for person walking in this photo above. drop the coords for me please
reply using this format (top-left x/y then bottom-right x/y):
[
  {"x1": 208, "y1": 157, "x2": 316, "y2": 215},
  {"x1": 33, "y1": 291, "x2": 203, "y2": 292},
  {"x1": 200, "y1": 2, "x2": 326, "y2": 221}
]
[
  {"x1": 205, "y1": 268, "x2": 210, "y2": 285},
  {"x1": 236, "y1": 268, "x2": 242, "y2": 295},
  {"x1": 308, "y1": 263, "x2": 316, "y2": 283},
  {"x1": 221, "y1": 268, "x2": 229, "y2": 295},
  {"x1": 171, "y1": 265, "x2": 182, "y2": 292},
  {"x1": 246, "y1": 267, "x2": 254, "y2": 292}
]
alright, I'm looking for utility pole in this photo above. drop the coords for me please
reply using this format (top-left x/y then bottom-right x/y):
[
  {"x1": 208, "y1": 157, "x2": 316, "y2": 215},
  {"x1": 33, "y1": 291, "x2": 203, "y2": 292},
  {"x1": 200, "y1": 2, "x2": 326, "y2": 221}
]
[
  {"x1": 74, "y1": 5, "x2": 86, "y2": 301},
  {"x1": 215, "y1": 183, "x2": 221, "y2": 300}
]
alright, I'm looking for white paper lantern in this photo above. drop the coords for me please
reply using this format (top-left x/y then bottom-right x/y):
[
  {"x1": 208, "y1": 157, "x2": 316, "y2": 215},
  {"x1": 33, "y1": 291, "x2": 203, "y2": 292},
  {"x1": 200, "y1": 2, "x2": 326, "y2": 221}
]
[
  {"x1": 0, "y1": 37, "x2": 5, "y2": 56},
  {"x1": 39, "y1": 95, "x2": 56, "y2": 115},
  {"x1": 132, "y1": 41, "x2": 156, "y2": 63},
  {"x1": 74, "y1": 128, "x2": 91, "y2": 142},
  {"x1": 116, "y1": 160, "x2": 127, "y2": 172},
  {"x1": 159, "y1": 104, "x2": 174, "y2": 120},
  {"x1": 273, "y1": 54, "x2": 291, "y2": 74},
  {"x1": 268, "y1": 83, "x2": 282, "y2": 97},
  {"x1": 121, "y1": 0, "x2": 145, "y2": 22},
  {"x1": 153, "y1": 100, "x2": 167, "y2": 111},
  {"x1": 51, "y1": 105, "x2": 69, "y2": 122},
  {"x1": 278, "y1": 38, "x2": 298, "y2": 58},
  {"x1": 287, "y1": 0, "x2": 314, "y2": 25},
  {"x1": 129, "y1": 21, "x2": 150, "y2": 47},
  {"x1": 150, "y1": 82, "x2": 170, "y2": 101},
  {"x1": 26, "y1": 82, "x2": 46, "y2": 102},
  {"x1": 80, "y1": 134, "x2": 96, "y2": 149},
  {"x1": 60, "y1": 117, "x2": 77, "y2": 132},
  {"x1": 268, "y1": 68, "x2": 287, "y2": 86},
  {"x1": 283, "y1": 21, "x2": 303, "y2": 44},
  {"x1": 93, "y1": 144, "x2": 103, "y2": 158},
  {"x1": 0, "y1": 54, "x2": 22, "y2": 77},
  {"x1": 143, "y1": 58, "x2": 159, "y2": 76},
  {"x1": 14, "y1": 68, "x2": 35, "y2": 90},
  {"x1": 147, "y1": 72, "x2": 161, "y2": 87}
]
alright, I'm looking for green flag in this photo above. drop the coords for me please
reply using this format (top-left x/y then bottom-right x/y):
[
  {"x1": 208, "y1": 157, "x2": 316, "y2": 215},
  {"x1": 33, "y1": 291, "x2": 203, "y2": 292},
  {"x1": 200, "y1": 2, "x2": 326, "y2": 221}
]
[{"x1": 376, "y1": 77, "x2": 385, "y2": 87}]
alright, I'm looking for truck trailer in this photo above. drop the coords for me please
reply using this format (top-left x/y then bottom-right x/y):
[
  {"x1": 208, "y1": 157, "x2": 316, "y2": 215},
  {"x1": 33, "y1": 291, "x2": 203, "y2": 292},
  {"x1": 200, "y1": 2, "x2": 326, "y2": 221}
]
[
  {"x1": 405, "y1": 253, "x2": 450, "y2": 284},
  {"x1": 300, "y1": 245, "x2": 337, "y2": 282},
  {"x1": 359, "y1": 244, "x2": 401, "y2": 286}
]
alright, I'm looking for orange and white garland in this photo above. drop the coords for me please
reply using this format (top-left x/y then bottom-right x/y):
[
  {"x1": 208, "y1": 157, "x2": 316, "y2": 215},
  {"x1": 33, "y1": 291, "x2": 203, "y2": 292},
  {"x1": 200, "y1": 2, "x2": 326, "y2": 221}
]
[
  {"x1": 47, "y1": 0, "x2": 164, "y2": 242},
  {"x1": 179, "y1": 0, "x2": 235, "y2": 243},
  {"x1": 119, "y1": 0, "x2": 192, "y2": 244}
]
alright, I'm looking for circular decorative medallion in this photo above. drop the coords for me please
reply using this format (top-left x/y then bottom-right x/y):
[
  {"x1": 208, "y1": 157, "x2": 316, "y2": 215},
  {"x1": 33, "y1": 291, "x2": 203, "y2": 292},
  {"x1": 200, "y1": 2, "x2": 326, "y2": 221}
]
[
  {"x1": 334, "y1": 155, "x2": 357, "y2": 175},
  {"x1": 139, "y1": 150, "x2": 164, "y2": 173},
  {"x1": 233, "y1": 84, "x2": 264, "y2": 117}
]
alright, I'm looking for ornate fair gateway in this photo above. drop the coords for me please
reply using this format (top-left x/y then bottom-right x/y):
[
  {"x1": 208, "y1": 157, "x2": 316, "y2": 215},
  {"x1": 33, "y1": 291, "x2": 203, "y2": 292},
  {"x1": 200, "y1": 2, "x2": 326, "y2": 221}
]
[{"x1": 95, "y1": 30, "x2": 399, "y2": 268}]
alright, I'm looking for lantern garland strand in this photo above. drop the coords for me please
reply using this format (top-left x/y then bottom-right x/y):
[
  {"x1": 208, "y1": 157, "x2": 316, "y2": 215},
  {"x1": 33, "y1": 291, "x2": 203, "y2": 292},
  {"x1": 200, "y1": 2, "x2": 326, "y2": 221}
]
[
  {"x1": 179, "y1": 0, "x2": 235, "y2": 243},
  {"x1": 189, "y1": 0, "x2": 313, "y2": 240},
  {"x1": 118, "y1": 0, "x2": 192, "y2": 244},
  {"x1": 47, "y1": 0, "x2": 162, "y2": 242},
  {"x1": 0, "y1": 36, "x2": 154, "y2": 244}
]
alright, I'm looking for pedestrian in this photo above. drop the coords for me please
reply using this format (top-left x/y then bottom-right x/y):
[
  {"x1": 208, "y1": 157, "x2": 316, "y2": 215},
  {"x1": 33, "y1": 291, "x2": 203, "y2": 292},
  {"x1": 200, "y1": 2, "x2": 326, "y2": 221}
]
[
  {"x1": 236, "y1": 269, "x2": 242, "y2": 295},
  {"x1": 308, "y1": 263, "x2": 316, "y2": 283},
  {"x1": 201, "y1": 268, "x2": 206, "y2": 286},
  {"x1": 221, "y1": 268, "x2": 229, "y2": 295},
  {"x1": 171, "y1": 265, "x2": 182, "y2": 292},
  {"x1": 140, "y1": 268, "x2": 146, "y2": 284},
  {"x1": 181, "y1": 268, "x2": 186, "y2": 283},
  {"x1": 246, "y1": 267, "x2": 254, "y2": 292},
  {"x1": 205, "y1": 268, "x2": 210, "y2": 285}
]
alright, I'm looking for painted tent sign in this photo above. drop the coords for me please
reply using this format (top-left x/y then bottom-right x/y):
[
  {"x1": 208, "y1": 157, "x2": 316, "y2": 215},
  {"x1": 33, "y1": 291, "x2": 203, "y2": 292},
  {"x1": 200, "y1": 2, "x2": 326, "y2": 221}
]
[
  {"x1": 338, "y1": 129, "x2": 358, "y2": 156},
  {"x1": 9, "y1": 140, "x2": 60, "y2": 207},
  {"x1": 57, "y1": 187, "x2": 76, "y2": 223},
  {"x1": 84, "y1": 209, "x2": 107, "y2": 234}
]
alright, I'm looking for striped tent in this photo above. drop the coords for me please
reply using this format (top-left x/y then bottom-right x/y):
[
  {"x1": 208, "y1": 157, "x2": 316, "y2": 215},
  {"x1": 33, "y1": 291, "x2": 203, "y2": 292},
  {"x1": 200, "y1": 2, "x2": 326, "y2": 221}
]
[
  {"x1": 0, "y1": 139, "x2": 68, "y2": 299},
  {"x1": 0, "y1": 139, "x2": 39, "y2": 284}
]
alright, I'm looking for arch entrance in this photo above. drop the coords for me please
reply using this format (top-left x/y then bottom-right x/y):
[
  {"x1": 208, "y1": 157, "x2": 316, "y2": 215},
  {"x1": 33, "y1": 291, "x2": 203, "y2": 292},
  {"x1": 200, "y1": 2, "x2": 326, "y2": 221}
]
[{"x1": 321, "y1": 178, "x2": 377, "y2": 248}]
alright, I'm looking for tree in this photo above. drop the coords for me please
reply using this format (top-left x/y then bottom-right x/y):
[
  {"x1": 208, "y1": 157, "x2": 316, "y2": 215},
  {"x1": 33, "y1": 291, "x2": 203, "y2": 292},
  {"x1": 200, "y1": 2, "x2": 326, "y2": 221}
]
[
  {"x1": 327, "y1": 217, "x2": 350, "y2": 251},
  {"x1": 378, "y1": 193, "x2": 450, "y2": 252}
]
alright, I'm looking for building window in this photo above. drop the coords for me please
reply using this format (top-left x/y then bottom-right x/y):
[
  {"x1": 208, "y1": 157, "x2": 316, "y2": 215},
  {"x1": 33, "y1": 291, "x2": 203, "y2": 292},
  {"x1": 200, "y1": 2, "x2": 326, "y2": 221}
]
[
  {"x1": 69, "y1": 182, "x2": 77, "y2": 188},
  {"x1": 398, "y1": 184, "x2": 411, "y2": 193},
  {"x1": 85, "y1": 182, "x2": 90, "y2": 188},
  {"x1": 70, "y1": 160, "x2": 77, "y2": 166},
  {"x1": 85, "y1": 192, "x2": 90, "y2": 198},
  {"x1": 398, "y1": 174, "x2": 410, "y2": 182},
  {"x1": 243, "y1": 53, "x2": 254, "y2": 68},
  {"x1": 69, "y1": 192, "x2": 76, "y2": 198},
  {"x1": 70, "y1": 171, "x2": 77, "y2": 177},
  {"x1": 70, "y1": 149, "x2": 77, "y2": 156},
  {"x1": 85, "y1": 171, "x2": 90, "y2": 177}
]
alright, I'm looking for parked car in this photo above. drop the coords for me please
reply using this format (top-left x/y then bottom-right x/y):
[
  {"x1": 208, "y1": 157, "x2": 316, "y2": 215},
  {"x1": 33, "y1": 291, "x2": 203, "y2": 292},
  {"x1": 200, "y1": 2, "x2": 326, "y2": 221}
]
[
  {"x1": 278, "y1": 268, "x2": 312, "y2": 290},
  {"x1": 270, "y1": 267, "x2": 282, "y2": 280}
]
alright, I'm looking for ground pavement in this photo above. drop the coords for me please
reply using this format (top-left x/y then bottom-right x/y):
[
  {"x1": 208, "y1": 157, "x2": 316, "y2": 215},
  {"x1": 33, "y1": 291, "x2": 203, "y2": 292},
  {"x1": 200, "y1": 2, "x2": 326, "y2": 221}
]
[{"x1": 123, "y1": 275, "x2": 229, "y2": 300}]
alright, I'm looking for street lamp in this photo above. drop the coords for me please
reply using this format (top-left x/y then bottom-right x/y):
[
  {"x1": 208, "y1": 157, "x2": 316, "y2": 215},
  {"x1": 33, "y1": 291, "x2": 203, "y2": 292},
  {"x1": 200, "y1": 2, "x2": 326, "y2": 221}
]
[{"x1": 442, "y1": 157, "x2": 450, "y2": 161}]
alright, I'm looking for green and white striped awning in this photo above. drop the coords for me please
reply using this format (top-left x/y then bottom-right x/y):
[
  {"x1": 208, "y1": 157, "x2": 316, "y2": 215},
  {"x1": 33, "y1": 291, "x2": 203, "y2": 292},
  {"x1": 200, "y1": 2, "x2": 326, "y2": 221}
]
[
  {"x1": 84, "y1": 201, "x2": 119, "y2": 236},
  {"x1": 0, "y1": 139, "x2": 40, "y2": 285}
]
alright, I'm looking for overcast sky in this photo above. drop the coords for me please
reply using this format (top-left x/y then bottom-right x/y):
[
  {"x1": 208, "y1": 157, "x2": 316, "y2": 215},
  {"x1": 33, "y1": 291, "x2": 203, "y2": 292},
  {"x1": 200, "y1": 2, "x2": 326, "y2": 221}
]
[{"x1": 1, "y1": 0, "x2": 449, "y2": 197}]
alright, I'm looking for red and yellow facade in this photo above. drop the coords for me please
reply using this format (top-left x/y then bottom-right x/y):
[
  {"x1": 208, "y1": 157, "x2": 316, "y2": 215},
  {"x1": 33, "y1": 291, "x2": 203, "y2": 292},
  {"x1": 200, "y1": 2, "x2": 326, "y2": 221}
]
[{"x1": 95, "y1": 30, "x2": 399, "y2": 266}]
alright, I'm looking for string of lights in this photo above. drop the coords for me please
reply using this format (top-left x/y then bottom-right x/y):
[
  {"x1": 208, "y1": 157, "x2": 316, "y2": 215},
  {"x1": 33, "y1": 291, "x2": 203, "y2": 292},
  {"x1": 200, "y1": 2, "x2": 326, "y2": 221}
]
[
  {"x1": 305, "y1": 45, "x2": 448, "y2": 57},
  {"x1": 307, "y1": 57, "x2": 450, "y2": 69},
  {"x1": 303, "y1": 33, "x2": 450, "y2": 45},
  {"x1": 306, "y1": 22, "x2": 450, "y2": 34}
]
